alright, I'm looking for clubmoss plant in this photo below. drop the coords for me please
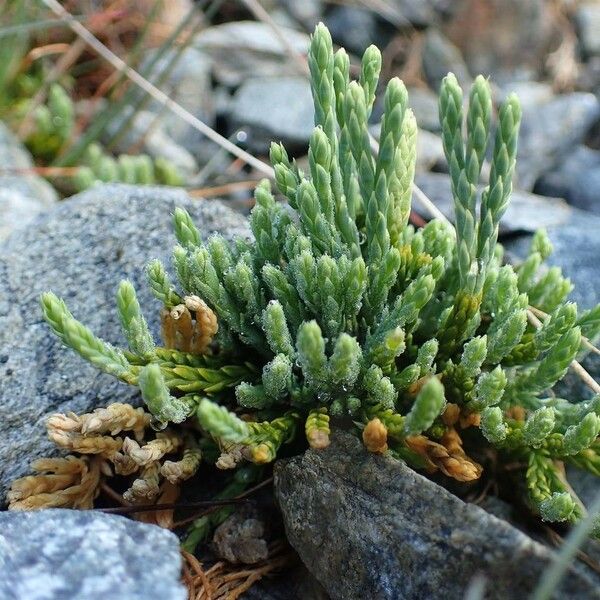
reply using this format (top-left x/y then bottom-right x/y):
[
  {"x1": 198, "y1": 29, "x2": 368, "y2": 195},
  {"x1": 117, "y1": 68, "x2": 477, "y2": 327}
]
[
  {"x1": 21, "y1": 83, "x2": 182, "y2": 190},
  {"x1": 37, "y1": 24, "x2": 600, "y2": 541}
]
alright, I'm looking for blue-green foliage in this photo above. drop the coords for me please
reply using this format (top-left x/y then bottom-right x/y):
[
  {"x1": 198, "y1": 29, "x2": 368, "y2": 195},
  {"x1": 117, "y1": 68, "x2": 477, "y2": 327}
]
[{"x1": 41, "y1": 24, "x2": 600, "y2": 536}]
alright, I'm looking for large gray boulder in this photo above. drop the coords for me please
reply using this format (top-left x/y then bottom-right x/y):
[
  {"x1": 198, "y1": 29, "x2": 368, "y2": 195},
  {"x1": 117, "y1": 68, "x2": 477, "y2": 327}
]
[
  {"x1": 0, "y1": 122, "x2": 58, "y2": 241},
  {"x1": 0, "y1": 509, "x2": 185, "y2": 599},
  {"x1": 275, "y1": 432, "x2": 600, "y2": 600},
  {"x1": 0, "y1": 184, "x2": 249, "y2": 500}
]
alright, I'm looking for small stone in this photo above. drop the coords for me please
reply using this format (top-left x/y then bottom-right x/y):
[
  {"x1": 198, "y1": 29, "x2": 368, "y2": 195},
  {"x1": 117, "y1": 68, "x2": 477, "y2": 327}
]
[
  {"x1": 274, "y1": 431, "x2": 600, "y2": 599},
  {"x1": 0, "y1": 184, "x2": 250, "y2": 500},
  {"x1": 536, "y1": 145, "x2": 600, "y2": 214},
  {"x1": 230, "y1": 77, "x2": 314, "y2": 153},
  {"x1": 213, "y1": 507, "x2": 269, "y2": 565},
  {"x1": 0, "y1": 509, "x2": 185, "y2": 600},
  {"x1": 422, "y1": 29, "x2": 472, "y2": 91},
  {"x1": 323, "y1": 6, "x2": 378, "y2": 56}
]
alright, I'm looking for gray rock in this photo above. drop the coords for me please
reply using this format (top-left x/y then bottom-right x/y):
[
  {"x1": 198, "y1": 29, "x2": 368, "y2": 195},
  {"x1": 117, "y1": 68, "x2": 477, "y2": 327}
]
[
  {"x1": 230, "y1": 77, "x2": 314, "y2": 153},
  {"x1": 408, "y1": 86, "x2": 441, "y2": 132},
  {"x1": 516, "y1": 93, "x2": 600, "y2": 191},
  {"x1": 323, "y1": 6, "x2": 378, "y2": 55},
  {"x1": 0, "y1": 509, "x2": 185, "y2": 600},
  {"x1": 194, "y1": 22, "x2": 310, "y2": 87},
  {"x1": 275, "y1": 431, "x2": 600, "y2": 600},
  {"x1": 536, "y1": 145, "x2": 600, "y2": 214},
  {"x1": 422, "y1": 29, "x2": 472, "y2": 91},
  {"x1": 0, "y1": 184, "x2": 249, "y2": 500},
  {"x1": 213, "y1": 508, "x2": 268, "y2": 565},
  {"x1": 577, "y1": 2, "x2": 600, "y2": 57},
  {"x1": 413, "y1": 172, "x2": 572, "y2": 233},
  {"x1": 0, "y1": 122, "x2": 58, "y2": 241}
]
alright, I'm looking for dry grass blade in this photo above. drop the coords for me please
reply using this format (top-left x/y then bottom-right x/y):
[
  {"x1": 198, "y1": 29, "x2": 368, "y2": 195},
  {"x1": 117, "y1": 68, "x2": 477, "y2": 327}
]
[
  {"x1": 39, "y1": 0, "x2": 274, "y2": 177},
  {"x1": 188, "y1": 180, "x2": 261, "y2": 198}
]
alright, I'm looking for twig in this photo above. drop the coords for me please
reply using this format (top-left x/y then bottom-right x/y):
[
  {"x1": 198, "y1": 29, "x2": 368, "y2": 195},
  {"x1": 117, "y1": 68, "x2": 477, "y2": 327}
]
[
  {"x1": 173, "y1": 477, "x2": 274, "y2": 528},
  {"x1": 39, "y1": 0, "x2": 274, "y2": 177},
  {"x1": 97, "y1": 497, "x2": 249, "y2": 516},
  {"x1": 100, "y1": 481, "x2": 130, "y2": 506},
  {"x1": 188, "y1": 180, "x2": 261, "y2": 198}
]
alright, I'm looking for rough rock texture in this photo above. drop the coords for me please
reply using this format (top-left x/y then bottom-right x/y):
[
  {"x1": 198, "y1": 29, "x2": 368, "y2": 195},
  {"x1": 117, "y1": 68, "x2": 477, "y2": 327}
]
[
  {"x1": 213, "y1": 507, "x2": 269, "y2": 565},
  {"x1": 0, "y1": 122, "x2": 58, "y2": 241},
  {"x1": 275, "y1": 432, "x2": 600, "y2": 600},
  {"x1": 516, "y1": 92, "x2": 600, "y2": 190},
  {"x1": 230, "y1": 76, "x2": 314, "y2": 152},
  {"x1": 0, "y1": 509, "x2": 185, "y2": 600},
  {"x1": 414, "y1": 172, "x2": 572, "y2": 233},
  {"x1": 0, "y1": 184, "x2": 249, "y2": 500}
]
